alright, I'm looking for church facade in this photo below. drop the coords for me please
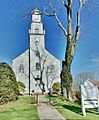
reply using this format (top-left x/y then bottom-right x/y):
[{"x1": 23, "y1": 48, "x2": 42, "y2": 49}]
[{"x1": 12, "y1": 9, "x2": 61, "y2": 94}]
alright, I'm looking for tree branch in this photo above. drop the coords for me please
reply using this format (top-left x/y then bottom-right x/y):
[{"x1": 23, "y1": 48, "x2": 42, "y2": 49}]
[
  {"x1": 54, "y1": 12, "x2": 67, "y2": 37},
  {"x1": 43, "y1": 5, "x2": 55, "y2": 17},
  {"x1": 72, "y1": 0, "x2": 86, "y2": 47},
  {"x1": 43, "y1": 12, "x2": 55, "y2": 17},
  {"x1": 43, "y1": 2, "x2": 67, "y2": 37},
  {"x1": 61, "y1": 0, "x2": 68, "y2": 8},
  {"x1": 67, "y1": 0, "x2": 72, "y2": 42},
  {"x1": 50, "y1": 2, "x2": 67, "y2": 37}
]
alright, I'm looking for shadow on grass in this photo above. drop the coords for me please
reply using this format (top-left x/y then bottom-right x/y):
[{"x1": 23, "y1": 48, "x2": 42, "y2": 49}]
[
  {"x1": 62, "y1": 104, "x2": 99, "y2": 115},
  {"x1": 62, "y1": 104, "x2": 82, "y2": 114},
  {"x1": 86, "y1": 109, "x2": 98, "y2": 114},
  {"x1": 48, "y1": 95, "x2": 59, "y2": 98}
]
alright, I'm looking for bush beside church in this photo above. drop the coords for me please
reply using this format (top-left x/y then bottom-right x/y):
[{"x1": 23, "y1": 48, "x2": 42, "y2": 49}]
[{"x1": 0, "y1": 63, "x2": 20, "y2": 104}]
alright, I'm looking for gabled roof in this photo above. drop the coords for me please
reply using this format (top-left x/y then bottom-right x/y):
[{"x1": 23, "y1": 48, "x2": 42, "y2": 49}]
[{"x1": 81, "y1": 79, "x2": 99, "y2": 87}]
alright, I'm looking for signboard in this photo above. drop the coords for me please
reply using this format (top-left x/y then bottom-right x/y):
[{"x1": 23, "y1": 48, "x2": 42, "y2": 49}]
[{"x1": 80, "y1": 80, "x2": 99, "y2": 116}]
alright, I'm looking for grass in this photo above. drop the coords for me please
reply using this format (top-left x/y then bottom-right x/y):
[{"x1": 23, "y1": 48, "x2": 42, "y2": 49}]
[
  {"x1": 0, "y1": 96, "x2": 39, "y2": 120},
  {"x1": 47, "y1": 95, "x2": 99, "y2": 120}
]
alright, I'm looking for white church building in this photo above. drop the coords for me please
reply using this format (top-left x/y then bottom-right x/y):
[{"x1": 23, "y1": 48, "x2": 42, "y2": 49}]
[{"x1": 12, "y1": 9, "x2": 61, "y2": 94}]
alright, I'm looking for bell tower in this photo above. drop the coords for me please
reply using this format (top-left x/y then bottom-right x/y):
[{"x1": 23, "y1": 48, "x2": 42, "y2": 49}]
[
  {"x1": 29, "y1": 8, "x2": 45, "y2": 49},
  {"x1": 32, "y1": 8, "x2": 41, "y2": 23}
]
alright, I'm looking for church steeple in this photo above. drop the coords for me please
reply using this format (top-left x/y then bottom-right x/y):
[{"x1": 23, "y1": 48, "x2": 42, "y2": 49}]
[
  {"x1": 29, "y1": 8, "x2": 45, "y2": 48},
  {"x1": 32, "y1": 8, "x2": 41, "y2": 14},
  {"x1": 12, "y1": 8, "x2": 61, "y2": 95},
  {"x1": 32, "y1": 8, "x2": 42, "y2": 23}
]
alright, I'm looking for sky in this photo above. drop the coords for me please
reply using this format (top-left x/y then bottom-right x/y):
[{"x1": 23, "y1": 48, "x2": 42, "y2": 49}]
[{"x1": 0, "y1": 0, "x2": 99, "y2": 74}]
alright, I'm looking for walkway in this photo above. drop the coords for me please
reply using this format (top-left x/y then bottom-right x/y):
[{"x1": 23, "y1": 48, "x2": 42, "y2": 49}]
[{"x1": 37, "y1": 95, "x2": 66, "y2": 120}]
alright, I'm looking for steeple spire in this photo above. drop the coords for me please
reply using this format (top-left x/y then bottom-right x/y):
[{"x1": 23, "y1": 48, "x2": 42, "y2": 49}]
[
  {"x1": 34, "y1": 8, "x2": 39, "y2": 12},
  {"x1": 31, "y1": 8, "x2": 41, "y2": 15}
]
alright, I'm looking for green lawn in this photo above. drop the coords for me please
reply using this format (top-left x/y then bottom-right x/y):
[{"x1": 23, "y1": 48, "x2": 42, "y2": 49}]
[
  {"x1": 0, "y1": 96, "x2": 39, "y2": 120},
  {"x1": 47, "y1": 95, "x2": 99, "y2": 120}
]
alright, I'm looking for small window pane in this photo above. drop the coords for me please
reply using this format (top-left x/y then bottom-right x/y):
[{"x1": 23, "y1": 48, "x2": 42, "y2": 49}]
[
  {"x1": 35, "y1": 28, "x2": 39, "y2": 33},
  {"x1": 50, "y1": 65, "x2": 54, "y2": 72},
  {"x1": 47, "y1": 65, "x2": 55, "y2": 73},
  {"x1": 37, "y1": 75, "x2": 39, "y2": 78},
  {"x1": 19, "y1": 64, "x2": 24, "y2": 73},
  {"x1": 36, "y1": 62, "x2": 40, "y2": 70},
  {"x1": 34, "y1": 37, "x2": 39, "y2": 45}
]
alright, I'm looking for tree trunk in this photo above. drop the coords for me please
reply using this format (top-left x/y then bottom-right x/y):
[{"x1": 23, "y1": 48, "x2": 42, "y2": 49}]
[
  {"x1": 65, "y1": 64, "x2": 73, "y2": 100},
  {"x1": 44, "y1": 0, "x2": 82, "y2": 100},
  {"x1": 62, "y1": 39, "x2": 74, "y2": 100},
  {"x1": 63, "y1": 0, "x2": 74, "y2": 100}
]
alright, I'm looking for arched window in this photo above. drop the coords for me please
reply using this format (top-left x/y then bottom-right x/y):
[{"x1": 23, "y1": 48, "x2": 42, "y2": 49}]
[
  {"x1": 36, "y1": 62, "x2": 40, "y2": 70},
  {"x1": 35, "y1": 28, "x2": 39, "y2": 33},
  {"x1": 19, "y1": 64, "x2": 24, "y2": 73}
]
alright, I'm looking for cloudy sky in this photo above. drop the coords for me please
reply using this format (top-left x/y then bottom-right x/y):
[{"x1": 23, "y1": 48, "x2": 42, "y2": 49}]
[{"x1": 0, "y1": 0, "x2": 99, "y2": 74}]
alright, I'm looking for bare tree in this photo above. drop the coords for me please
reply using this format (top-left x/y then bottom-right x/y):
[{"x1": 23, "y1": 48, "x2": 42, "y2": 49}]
[
  {"x1": 30, "y1": 43, "x2": 48, "y2": 93},
  {"x1": 39, "y1": 0, "x2": 96, "y2": 100},
  {"x1": 45, "y1": 63, "x2": 59, "y2": 104},
  {"x1": 24, "y1": 41, "x2": 58, "y2": 94},
  {"x1": 46, "y1": 62, "x2": 58, "y2": 94},
  {"x1": 74, "y1": 72, "x2": 96, "y2": 86},
  {"x1": 73, "y1": 71, "x2": 96, "y2": 99}
]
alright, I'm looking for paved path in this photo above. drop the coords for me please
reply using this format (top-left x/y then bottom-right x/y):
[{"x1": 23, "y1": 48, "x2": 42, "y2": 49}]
[{"x1": 37, "y1": 95, "x2": 66, "y2": 120}]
